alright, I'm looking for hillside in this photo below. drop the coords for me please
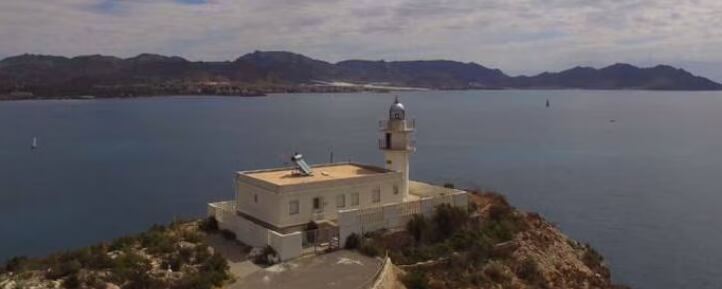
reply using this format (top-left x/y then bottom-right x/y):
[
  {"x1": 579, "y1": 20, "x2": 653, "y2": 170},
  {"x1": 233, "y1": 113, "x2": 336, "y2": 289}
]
[
  {"x1": 0, "y1": 220, "x2": 232, "y2": 289},
  {"x1": 1, "y1": 51, "x2": 720, "y2": 100},
  {"x1": 336, "y1": 60, "x2": 508, "y2": 89},
  {"x1": 350, "y1": 191, "x2": 629, "y2": 289},
  {"x1": 0, "y1": 192, "x2": 628, "y2": 289},
  {"x1": 509, "y1": 63, "x2": 722, "y2": 90}
]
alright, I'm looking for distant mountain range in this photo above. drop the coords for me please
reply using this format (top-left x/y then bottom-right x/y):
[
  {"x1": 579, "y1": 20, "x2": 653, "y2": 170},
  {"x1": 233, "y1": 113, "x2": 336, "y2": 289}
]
[{"x1": 1, "y1": 50, "x2": 720, "y2": 99}]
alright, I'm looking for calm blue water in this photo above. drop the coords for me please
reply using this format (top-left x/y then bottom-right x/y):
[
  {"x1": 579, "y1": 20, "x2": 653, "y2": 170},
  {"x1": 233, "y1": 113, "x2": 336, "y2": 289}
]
[{"x1": 2, "y1": 91, "x2": 722, "y2": 289}]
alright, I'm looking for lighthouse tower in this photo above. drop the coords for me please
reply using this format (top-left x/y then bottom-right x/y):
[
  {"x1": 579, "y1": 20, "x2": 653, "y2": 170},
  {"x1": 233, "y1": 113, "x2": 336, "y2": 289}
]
[{"x1": 379, "y1": 97, "x2": 415, "y2": 199}]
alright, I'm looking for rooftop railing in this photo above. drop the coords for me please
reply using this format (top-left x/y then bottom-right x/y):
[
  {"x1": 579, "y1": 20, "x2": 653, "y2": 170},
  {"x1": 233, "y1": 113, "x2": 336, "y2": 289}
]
[{"x1": 379, "y1": 119, "x2": 415, "y2": 131}]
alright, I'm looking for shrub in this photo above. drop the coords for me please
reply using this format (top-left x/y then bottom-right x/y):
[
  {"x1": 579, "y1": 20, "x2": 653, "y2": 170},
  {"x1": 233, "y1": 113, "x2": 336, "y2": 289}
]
[
  {"x1": 582, "y1": 244, "x2": 604, "y2": 268},
  {"x1": 163, "y1": 254, "x2": 184, "y2": 272},
  {"x1": 467, "y1": 237, "x2": 493, "y2": 265},
  {"x1": 46, "y1": 259, "x2": 82, "y2": 280},
  {"x1": 483, "y1": 261, "x2": 512, "y2": 285},
  {"x1": 449, "y1": 231, "x2": 476, "y2": 251},
  {"x1": 140, "y1": 231, "x2": 176, "y2": 254},
  {"x1": 199, "y1": 217, "x2": 219, "y2": 232},
  {"x1": 429, "y1": 242, "x2": 453, "y2": 257},
  {"x1": 149, "y1": 224, "x2": 167, "y2": 232},
  {"x1": 488, "y1": 202, "x2": 514, "y2": 221},
  {"x1": 403, "y1": 270, "x2": 430, "y2": 289},
  {"x1": 516, "y1": 258, "x2": 546, "y2": 287},
  {"x1": 344, "y1": 233, "x2": 361, "y2": 250},
  {"x1": 182, "y1": 230, "x2": 204, "y2": 243},
  {"x1": 431, "y1": 204, "x2": 468, "y2": 240},
  {"x1": 108, "y1": 252, "x2": 151, "y2": 283},
  {"x1": 482, "y1": 218, "x2": 521, "y2": 243},
  {"x1": 109, "y1": 235, "x2": 137, "y2": 251},
  {"x1": 204, "y1": 252, "x2": 229, "y2": 273},
  {"x1": 85, "y1": 244, "x2": 113, "y2": 269},
  {"x1": 3, "y1": 256, "x2": 29, "y2": 272},
  {"x1": 194, "y1": 244, "x2": 212, "y2": 263},
  {"x1": 253, "y1": 245, "x2": 278, "y2": 266},
  {"x1": 443, "y1": 183, "x2": 455, "y2": 189},
  {"x1": 359, "y1": 240, "x2": 383, "y2": 257},
  {"x1": 220, "y1": 229, "x2": 236, "y2": 241},
  {"x1": 125, "y1": 270, "x2": 165, "y2": 289},
  {"x1": 63, "y1": 274, "x2": 81, "y2": 289},
  {"x1": 406, "y1": 215, "x2": 429, "y2": 244},
  {"x1": 85, "y1": 275, "x2": 107, "y2": 289}
]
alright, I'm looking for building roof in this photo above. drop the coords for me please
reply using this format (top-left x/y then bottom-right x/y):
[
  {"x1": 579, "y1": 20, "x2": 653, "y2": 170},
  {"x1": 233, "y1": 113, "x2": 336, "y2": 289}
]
[{"x1": 240, "y1": 163, "x2": 392, "y2": 186}]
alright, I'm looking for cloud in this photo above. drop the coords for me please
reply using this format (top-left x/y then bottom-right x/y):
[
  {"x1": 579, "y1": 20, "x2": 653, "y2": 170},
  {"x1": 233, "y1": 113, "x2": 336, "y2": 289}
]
[{"x1": 1, "y1": 0, "x2": 721, "y2": 80}]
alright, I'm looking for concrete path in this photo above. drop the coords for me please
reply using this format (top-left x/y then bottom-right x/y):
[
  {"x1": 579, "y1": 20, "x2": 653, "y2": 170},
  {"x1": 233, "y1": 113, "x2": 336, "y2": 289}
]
[
  {"x1": 205, "y1": 234, "x2": 261, "y2": 279},
  {"x1": 230, "y1": 250, "x2": 382, "y2": 289}
]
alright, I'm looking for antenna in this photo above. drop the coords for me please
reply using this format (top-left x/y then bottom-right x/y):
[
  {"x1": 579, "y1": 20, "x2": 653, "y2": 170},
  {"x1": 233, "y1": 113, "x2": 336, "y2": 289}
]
[{"x1": 291, "y1": 153, "x2": 313, "y2": 176}]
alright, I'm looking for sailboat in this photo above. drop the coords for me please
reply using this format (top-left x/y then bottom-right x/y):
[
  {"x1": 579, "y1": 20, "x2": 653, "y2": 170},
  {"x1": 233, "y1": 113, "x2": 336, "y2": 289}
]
[
  {"x1": 546, "y1": 99, "x2": 550, "y2": 108},
  {"x1": 31, "y1": 137, "x2": 37, "y2": 149}
]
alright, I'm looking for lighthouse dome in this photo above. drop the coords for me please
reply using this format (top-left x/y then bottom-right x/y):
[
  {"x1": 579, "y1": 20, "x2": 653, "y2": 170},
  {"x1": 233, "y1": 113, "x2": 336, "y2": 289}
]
[{"x1": 389, "y1": 97, "x2": 406, "y2": 120}]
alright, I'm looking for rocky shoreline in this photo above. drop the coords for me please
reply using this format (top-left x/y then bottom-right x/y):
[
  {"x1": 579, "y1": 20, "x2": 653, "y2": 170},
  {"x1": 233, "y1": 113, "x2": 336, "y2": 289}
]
[
  {"x1": 349, "y1": 191, "x2": 630, "y2": 289},
  {"x1": 1, "y1": 191, "x2": 627, "y2": 289}
]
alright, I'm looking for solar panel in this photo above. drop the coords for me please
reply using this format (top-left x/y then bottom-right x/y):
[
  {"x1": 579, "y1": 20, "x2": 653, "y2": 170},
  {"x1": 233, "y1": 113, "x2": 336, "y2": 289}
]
[{"x1": 291, "y1": 153, "x2": 313, "y2": 176}]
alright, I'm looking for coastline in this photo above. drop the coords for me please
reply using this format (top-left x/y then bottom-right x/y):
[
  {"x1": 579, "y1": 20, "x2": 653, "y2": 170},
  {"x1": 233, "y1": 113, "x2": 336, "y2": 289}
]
[
  {"x1": 3, "y1": 86, "x2": 722, "y2": 102},
  {"x1": 0, "y1": 192, "x2": 627, "y2": 289}
]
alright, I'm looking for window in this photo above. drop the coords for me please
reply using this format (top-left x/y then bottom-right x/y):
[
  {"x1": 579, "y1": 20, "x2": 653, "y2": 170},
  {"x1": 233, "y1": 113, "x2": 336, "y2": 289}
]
[
  {"x1": 336, "y1": 194, "x2": 346, "y2": 208},
  {"x1": 351, "y1": 192, "x2": 359, "y2": 206},
  {"x1": 372, "y1": 186, "x2": 381, "y2": 203},
  {"x1": 393, "y1": 184, "x2": 399, "y2": 195},
  {"x1": 313, "y1": 197, "x2": 323, "y2": 211},
  {"x1": 289, "y1": 200, "x2": 299, "y2": 215},
  {"x1": 254, "y1": 194, "x2": 258, "y2": 203}
]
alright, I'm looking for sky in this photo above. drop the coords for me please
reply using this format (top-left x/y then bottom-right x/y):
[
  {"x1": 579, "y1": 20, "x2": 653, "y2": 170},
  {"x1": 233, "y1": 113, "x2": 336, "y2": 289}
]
[{"x1": 1, "y1": 0, "x2": 721, "y2": 81}]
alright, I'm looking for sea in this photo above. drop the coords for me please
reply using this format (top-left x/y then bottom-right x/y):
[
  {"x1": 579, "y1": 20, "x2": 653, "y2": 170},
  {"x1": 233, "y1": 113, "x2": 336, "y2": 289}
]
[{"x1": 1, "y1": 90, "x2": 722, "y2": 289}]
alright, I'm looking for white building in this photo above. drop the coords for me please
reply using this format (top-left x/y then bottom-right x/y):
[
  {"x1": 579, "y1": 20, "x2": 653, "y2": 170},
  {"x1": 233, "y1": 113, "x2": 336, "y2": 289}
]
[{"x1": 209, "y1": 98, "x2": 468, "y2": 261}]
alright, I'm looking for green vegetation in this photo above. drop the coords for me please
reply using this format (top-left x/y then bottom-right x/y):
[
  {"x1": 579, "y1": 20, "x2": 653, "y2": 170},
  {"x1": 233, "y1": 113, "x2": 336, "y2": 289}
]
[
  {"x1": 199, "y1": 216, "x2": 219, "y2": 232},
  {"x1": 402, "y1": 269, "x2": 430, "y2": 289},
  {"x1": 348, "y1": 191, "x2": 622, "y2": 289},
  {"x1": 352, "y1": 192, "x2": 531, "y2": 288},
  {"x1": 344, "y1": 233, "x2": 361, "y2": 250},
  {"x1": 0, "y1": 220, "x2": 231, "y2": 289}
]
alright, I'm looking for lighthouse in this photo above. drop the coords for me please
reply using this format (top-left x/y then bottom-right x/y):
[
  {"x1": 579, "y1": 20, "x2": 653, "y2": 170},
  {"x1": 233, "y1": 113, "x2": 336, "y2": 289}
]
[{"x1": 379, "y1": 97, "x2": 415, "y2": 199}]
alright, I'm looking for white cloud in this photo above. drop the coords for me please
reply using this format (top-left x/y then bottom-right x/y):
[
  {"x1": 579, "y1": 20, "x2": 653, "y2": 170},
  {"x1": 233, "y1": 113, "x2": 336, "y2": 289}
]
[{"x1": 1, "y1": 0, "x2": 721, "y2": 80}]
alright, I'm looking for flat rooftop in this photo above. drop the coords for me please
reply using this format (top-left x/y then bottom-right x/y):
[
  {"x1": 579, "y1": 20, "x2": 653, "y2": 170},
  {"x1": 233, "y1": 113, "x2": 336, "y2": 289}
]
[{"x1": 241, "y1": 163, "x2": 391, "y2": 186}]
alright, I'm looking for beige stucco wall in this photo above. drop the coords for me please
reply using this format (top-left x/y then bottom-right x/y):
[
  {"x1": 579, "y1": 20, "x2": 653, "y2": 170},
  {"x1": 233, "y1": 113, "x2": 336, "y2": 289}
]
[
  {"x1": 209, "y1": 201, "x2": 269, "y2": 247},
  {"x1": 338, "y1": 188, "x2": 469, "y2": 248},
  {"x1": 209, "y1": 201, "x2": 304, "y2": 260},
  {"x1": 235, "y1": 180, "x2": 280, "y2": 227},
  {"x1": 235, "y1": 170, "x2": 404, "y2": 229},
  {"x1": 268, "y1": 230, "x2": 303, "y2": 261}
]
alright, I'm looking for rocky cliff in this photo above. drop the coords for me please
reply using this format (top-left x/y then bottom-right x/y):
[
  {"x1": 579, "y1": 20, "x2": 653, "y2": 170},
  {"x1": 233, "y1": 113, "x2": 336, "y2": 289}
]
[{"x1": 357, "y1": 192, "x2": 628, "y2": 289}]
